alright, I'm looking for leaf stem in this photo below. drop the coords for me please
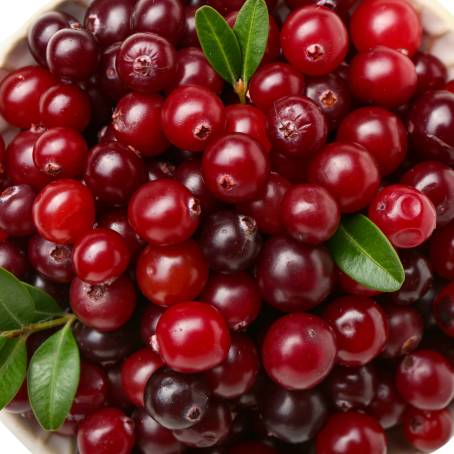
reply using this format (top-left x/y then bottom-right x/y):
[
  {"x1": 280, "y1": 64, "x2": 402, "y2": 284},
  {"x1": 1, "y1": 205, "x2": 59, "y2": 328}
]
[
  {"x1": 0, "y1": 314, "x2": 76, "y2": 340},
  {"x1": 234, "y1": 79, "x2": 247, "y2": 104}
]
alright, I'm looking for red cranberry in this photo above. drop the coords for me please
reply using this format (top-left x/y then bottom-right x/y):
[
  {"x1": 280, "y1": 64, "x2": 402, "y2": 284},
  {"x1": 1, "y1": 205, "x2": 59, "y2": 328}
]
[
  {"x1": 269, "y1": 151, "x2": 307, "y2": 184},
  {"x1": 368, "y1": 185, "x2": 437, "y2": 249},
  {"x1": 180, "y1": 6, "x2": 199, "y2": 48},
  {"x1": 336, "y1": 269, "x2": 381, "y2": 297},
  {"x1": 430, "y1": 221, "x2": 454, "y2": 279},
  {"x1": 285, "y1": 0, "x2": 355, "y2": 13},
  {"x1": 0, "y1": 241, "x2": 28, "y2": 279},
  {"x1": 97, "y1": 43, "x2": 128, "y2": 101},
  {"x1": 140, "y1": 304, "x2": 164, "y2": 347},
  {"x1": 433, "y1": 282, "x2": 454, "y2": 337},
  {"x1": 0, "y1": 185, "x2": 36, "y2": 237},
  {"x1": 413, "y1": 51, "x2": 448, "y2": 95},
  {"x1": 263, "y1": 313, "x2": 336, "y2": 390}
]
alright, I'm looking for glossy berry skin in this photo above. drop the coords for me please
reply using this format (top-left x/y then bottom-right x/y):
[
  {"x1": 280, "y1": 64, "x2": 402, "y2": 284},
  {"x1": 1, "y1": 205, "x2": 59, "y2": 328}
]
[
  {"x1": 433, "y1": 283, "x2": 454, "y2": 337},
  {"x1": 263, "y1": 313, "x2": 337, "y2": 390},
  {"x1": 324, "y1": 296, "x2": 388, "y2": 367},
  {"x1": 121, "y1": 348, "x2": 163, "y2": 407},
  {"x1": 249, "y1": 62, "x2": 305, "y2": 111},
  {"x1": 0, "y1": 242, "x2": 28, "y2": 279},
  {"x1": 33, "y1": 179, "x2": 95, "y2": 244},
  {"x1": 281, "y1": 184, "x2": 340, "y2": 244},
  {"x1": 281, "y1": 6, "x2": 348, "y2": 76},
  {"x1": 155, "y1": 302, "x2": 230, "y2": 373},
  {"x1": 396, "y1": 350, "x2": 454, "y2": 410},
  {"x1": 73, "y1": 228, "x2": 130, "y2": 284},
  {"x1": 162, "y1": 85, "x2": 225, "y2": 152},
  {"x1": 84, "y1": 142, "x2": 147, "y2": 207},
  {"x1": 180, "y1": 6, "x2": 198, "y2": 48},
  {"x1": 77, "y1": 408, "x2": 135, "y2": 454},
  {"x1": 413, "y1": 52, "x2": 448, "y2": 95},
  {"x1": 39, "y1": 84, "x2": 91, "y2": 131},
  {"x1": 70, "y1": 275, "x2": 136, "y2": 332},
  {"x1": 116, "y1": 32, "x2": 176, "y2": 93},
  {"x1": 112, "y1": 92, "x2": 169, "y2": 156},
  {"x1": 308, "y1": 142, "x2": 380, "y2": 213},
  {"x1": 350, "y1": 0, "x2": 422, "y2": 57},
  {"x1": 430, "y1": 221, "x2": 454, "y2": 280},
  {"x1": 349, "y1": 47, "x2": 417, "y2": 109},
  {"x1": 337, "y1": 107, "x2": 407, "y2": 176},
  {"x1": 140, "y1": 304, "x2": 164, "y2": 347},
  {"x1": 47, "y1": 28, "x2": 99, "y2": 82},
  {"x1": 0, "y1": 185, "x2": 36, "y2": 237},
  {"x1": 316, "y1": 412, "x2": 387, "y2": 454},
  {"x1": 266, "y1": 96, "x2": 327, "y2": 158},
  {"x1": 368, "y1": 185, "x2": 437, "y2": 249},
  {"x1": 199, "y1": 211, "x2": 261, "y2": 273},
  {"x1": 136, "y1": 240, "x2": 208, "y2": 307},
  {"x1": 402, "y1": 407, "x2": 453, "y2": 453},
  {"x1": 129, "y1": 179, "x2": 200, "y2": 246},
  {"x1": 0, "y1": 66, "x2": 56, "y2": 129}
]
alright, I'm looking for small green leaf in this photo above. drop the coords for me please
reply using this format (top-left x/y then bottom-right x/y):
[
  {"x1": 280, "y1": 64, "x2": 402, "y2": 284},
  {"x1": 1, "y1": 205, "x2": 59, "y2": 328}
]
[
  {"x1": 196, "y1": 6, "x2": 242, "y2": 86},
  {"x1": 28, "y1": 323, "x2": 80, "y2": 431},
  {"x1": 22, "y1": 283, "x2": 64, "y2": 322},
  {"x1": 0, "y1": 337, "x2": 27, "y2": 410},
  {"x1": 0, "y1": 268, "x2": 35, "y2": 332},
  {"x1": 328, "y1": 214, "x2": 405, "y2": 292},
  {"x1": 234, "y1": 0, "x2": 269, "y2": 88}
]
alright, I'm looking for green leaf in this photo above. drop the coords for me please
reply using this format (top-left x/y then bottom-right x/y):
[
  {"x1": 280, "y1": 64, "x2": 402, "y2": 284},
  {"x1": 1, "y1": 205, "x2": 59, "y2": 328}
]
[
  {"x1": 0, "y1": 268, "x2": 35, "y2": 332},
  {"x1": 28, "y1": 323, "x2": 80, "y2": 431},
  {"x1": 0, "y1": 337, "x2": 27, "y2": 410},
  {"x1": 22, "y1": 283, "x2": 64, "y2": 322},
  {"x1": 195, "y1": 6, "x2": 242, "y2": 86},
  {"x1": 328, "y1": 214, "x2": 405, "y2": 292},
  {"x1": 234, "y1": 0, "x2": 269, "y2": 88}
]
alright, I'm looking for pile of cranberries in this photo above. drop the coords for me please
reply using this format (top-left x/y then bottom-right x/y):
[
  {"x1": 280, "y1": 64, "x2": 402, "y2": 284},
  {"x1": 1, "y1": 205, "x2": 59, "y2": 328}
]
[{"x1": 1, "y1": 0, "x2": 454, "y2": 453}]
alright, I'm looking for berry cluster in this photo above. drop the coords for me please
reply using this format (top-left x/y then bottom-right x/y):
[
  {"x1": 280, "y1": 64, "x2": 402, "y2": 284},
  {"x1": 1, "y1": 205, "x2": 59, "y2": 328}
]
[{"x1": 0, "y1": 0, "x2": 454, "y2": 453}]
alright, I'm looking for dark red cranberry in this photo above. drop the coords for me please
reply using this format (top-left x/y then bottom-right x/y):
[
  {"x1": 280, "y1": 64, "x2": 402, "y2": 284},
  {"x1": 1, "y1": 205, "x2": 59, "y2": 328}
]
[
  {"x1": 0, "y1": 185, "x2": 36, "y2": 237},
  {"x1": 269, "y1": 151, "x2": 307, "y2": 184},
  {"x1": 0, "y1": 66, "x2": 56, "y2": 129},
  {"x1": 28, "y1": 273, "x2": 69, "y2": 304},
  {"x1": 77, "y1": 407, "x2": 135, "y2": 454},
  {"x1": 105, "y1": 363, "x2": 133, "y2": 411},
  {"x1": 430, "y1": 221, "x2": 454, "y2": 279},
  {"x1": 116, "y1": 32, "x2": 176, "y2": 93},
  {"x1": 147, "y1": 159, "x2": 176, "y2": 182},
  {"x1": 97, "y1": 43, "x2": 128, "y2": 101},
  {"x1": 136, "y1": 240, "x2": 208, "y2": 307},
  {"x1": 84, "y1": 142, "x2": 147, "y2": 207},
  {"x1": 413, "y1": 51, "x2": 448, "y2": 95},
  {"x1": 368, "y1": 185, "x2": 437, "y2": 249},
  {"x1": 433, "y1": 282, "x2": 454, "y2": 338},
  {"x1": 140, "y1": 304, "x2": 164, "y2": 347},
  {"x1": 180, "y1": 6, "x2": 199, "y2": 48},
  {"x1": 0, "y1": 241, "x2": 28, "y2": 279},
  {"x1": 80, "y1": 78, "x2": 112, "y2": 129},
  {"x1": 336, "y1": 269, "x2": 381, "y2": 297}
]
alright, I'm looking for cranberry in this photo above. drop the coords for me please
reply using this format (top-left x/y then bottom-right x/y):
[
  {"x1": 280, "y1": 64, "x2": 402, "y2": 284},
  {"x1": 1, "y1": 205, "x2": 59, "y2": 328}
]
[
  {"x1": 336, "y1": 269, "x2": 381, "y2": 297},
  {"x1": 396, "y1": 350, "x2": 454, "y2": 410},
  {"x1": 324, "y1": 296, "x2": 388, "y2": 367},
  {"x1": 112, "y1": 92, "x2": 169, "y2": 157},
  {"x1": 39, "y1": 84, "x2": 91, "y2": 131},
  {"x1": 0, "y1": 241, "x2": 28, "y2": 279},
  {"x1": 349, "y1": 47, "x2": 417, "y2": 109},
  {"x1": 413, "y1": 51, "x2": 448, "y2": 95},
  {"x1": 147, "y1": 159, "x2": 176, "y2": 182},
  {"x1": 433, "y1": 282, "x2": 454, "y2": 338},
  {"x1": 316, "y1": 411, "x2": 387, "y2": 454},
  {"x1": 137, "y1": 240, "x2": 208, "y2": 307},
  {"x1": 285, "y1": 0, "x2": 355, "y2": 13},
  {"x1": 281, "y1": 6, "x2": 348, "y2": 76},
  {"x1": 308, "y1": 142, "x2": 380, "y2": 213},
  {"x1": 180, "y1": 6, "x2": 199, "y2": 48},
  {"x1": 77, "y1": 408, "x2": 135, "y2": 454},
  {"x1": 266, "y1": 96, "x2": 327, "y2": 158},
  {"x1": 368, "y1": 185, "x2": 437, "y2": 249},
  {"x1": 105, "y1": 363, "x2": 133, "y2": 411},
  {"x1": 140, "y1": 304, "x2": 164, "y2": 347},
  {"x1": 28, "y1": 273, "x2": 68, "y2": 304},
  {"x1": 430, "y1": 221, "x2": 454, "y2": 279},
  {"x1": 97, "y1": 43, "x2": 128, "y2": 101},
  {"x1": 0, "y1": 66, "x2": 56, "y2": 129},
  {"x1": 116, "y1": 32, "x2": 176, "y2": 93},
  {"x1": 33, "y1": 179, "x2": 95, "y2": 244},
  {"x1": 0, "y1": 185, "x2": 36, "y2": 237},
  {"x1": 269, "y1": 151, "x2": 307, "y2": 184},
  {"x1": 337, "y1": 107, "x2": 407, "y2": 176}
]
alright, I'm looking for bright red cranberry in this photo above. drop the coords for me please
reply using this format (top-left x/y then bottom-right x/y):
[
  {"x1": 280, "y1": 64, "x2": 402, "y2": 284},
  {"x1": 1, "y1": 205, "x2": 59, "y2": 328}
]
[
  {"x1": 0, "y1": 66, "x2": 56, "y2": 128},
  {"x1": 116, "y1": 32, "x2": 176, "y2": 93},
  {"x1": 140, "y1": 304, "x2": 164, "y2": 347},
  {"x1": 349, "y1": 47, "x2": 417, "y2": 108},
  {"x1": 351, "y1": 0, "x2": 421, "y2": 57},
  {"x1": 336, "y1": 269, "x2": 381, "y2": 297},
  {"x1": 77, "y1": 407, "x2": 135, "y2": 454},
  {"x1": 39, "y1": 84, "x2": 91, "y2": 131},
  {"x1": 402, "y1": 407, "x2": 453, "y2": 452},
  {"x1": 249, "y1": 62, "x2": 305, "y2": 111},
  {"x1": 155, "y1": 302, "x2": 230, "y2": 373},
  {"x1": 308, "y1": 142, "x2": 380, "y2": 213},
  {"x1": 0, "y1": 242, "x2": 28, "y2": 279},
  {"x1": 433, "y1": 282, "x2": 454, "y2": 338},
  {"x1": 281, "y1": 6, "x2": 348, "y2": 76},
  {"x1": 180, "y1": 6, "x2": 199, "y2": 48},
  {"x1": 316, "y1": 411, "x2": 387, "y2": 454},
  {"x1": 413, "y1": 51, "x2": 448, "y2": 95},
  {"x1": 281, "y1": 184, "x2": 340, "y2": 244},
  {"x1": 263, "y1": 313, "x2": 336, "y2": 390},
  {"x1": 121, "y1": 348, "x2": 163, "y2": 407},
  {"x1": 84, "y1": 0, "x2": 135, "y2": 46},
  {"x1": 324, "y1": 296, "x2": 388, "y2": 367},
  {"x1": 47, "y1": 27, "x2": 99, "y2": 82},
  {"x1": 430, "y1": 221, "x2": 454, "y2": 279},
  {"x1": 0, "y1": 185, "x2": 36, "y2": 237},
  {"x1": 28, "y1": 235, "x2": 73, "y2": 283},
  {"x1": 70, "y1": 275, "x2": 136, "y2": 332},
  {"x1": 162, "y1": 85, "x2": 225, "y2": 152},
  {"x1": 97, "y1": 43, "x2": 128, "y2": 101},
  {"x1": 136, "y1": 240, "x2": 208, "y2": 307},
  {"x1": 337, "y1": 107, "x2": 407, "y2": 176},
  {"x1": 266, "y1": 96, "x2": 327, "y2": 158},
  {"x1": 112, "y1": 92, "x2": 169, "y2": 157},
  {"x1": 396, "y1": 350, "x2": 454, "y2": 410},
  {"x1": 368, "y1": 185, "x2": 437, "y2": 249}
]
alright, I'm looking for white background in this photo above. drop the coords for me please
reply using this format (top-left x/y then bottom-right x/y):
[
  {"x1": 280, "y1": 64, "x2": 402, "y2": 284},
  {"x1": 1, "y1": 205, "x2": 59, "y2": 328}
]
[{"x1": 0, "y1": 0, "x2": 454, "y2": 453}]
